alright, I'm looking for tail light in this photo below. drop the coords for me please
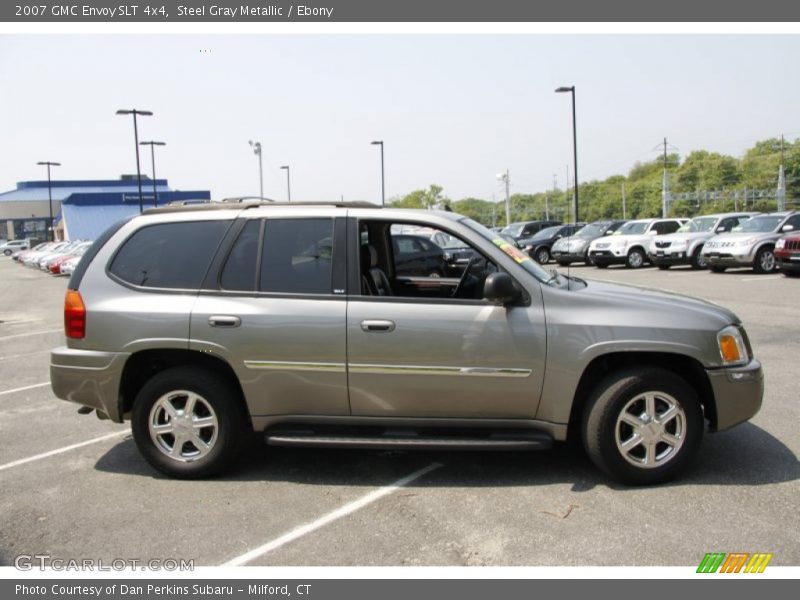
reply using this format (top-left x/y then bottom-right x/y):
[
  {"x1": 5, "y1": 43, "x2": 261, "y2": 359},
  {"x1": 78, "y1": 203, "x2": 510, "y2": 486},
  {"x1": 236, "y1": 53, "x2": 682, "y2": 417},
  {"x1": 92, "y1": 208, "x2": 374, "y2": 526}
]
[{"x1": 64, "y1": 290, "x2": 86, "y2": 339}]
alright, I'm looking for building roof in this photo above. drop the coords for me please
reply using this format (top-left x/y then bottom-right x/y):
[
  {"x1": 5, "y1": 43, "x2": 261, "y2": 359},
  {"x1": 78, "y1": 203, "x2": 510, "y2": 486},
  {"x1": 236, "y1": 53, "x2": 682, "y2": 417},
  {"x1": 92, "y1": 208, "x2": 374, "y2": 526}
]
[{"x1": 0, "y1": 178, "x2": 170, "y2": 203}]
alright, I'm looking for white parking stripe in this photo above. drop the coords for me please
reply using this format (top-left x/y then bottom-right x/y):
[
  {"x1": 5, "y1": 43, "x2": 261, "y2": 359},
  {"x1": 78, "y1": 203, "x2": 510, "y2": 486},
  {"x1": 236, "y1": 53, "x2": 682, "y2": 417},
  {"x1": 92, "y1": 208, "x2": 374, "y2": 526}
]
[
  {"x1": 0, "y1": 430, "x2": 129, "y2": 473},
  {"x1": 222, "y1": 462, "x2": 443, "y2": 566},
  {"x1": 0, "y1": 349, "x2": 50, "y2": 361},
  {"x1": 0, "y1": 381, "x2": 51, "y2": 397},
  {"x1": 740, "y1": 275, "x2": 783, "y2": 282},
  {"x1": 0, "y1": 328, "x2": 61, "y2": 341}
]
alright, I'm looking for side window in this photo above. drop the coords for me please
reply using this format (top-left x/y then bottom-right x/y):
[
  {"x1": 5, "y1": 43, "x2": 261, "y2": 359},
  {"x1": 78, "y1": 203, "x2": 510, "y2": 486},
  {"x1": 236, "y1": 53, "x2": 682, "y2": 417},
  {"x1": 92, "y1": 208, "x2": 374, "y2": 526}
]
[
  {"x1": 260, "y1": 218, "x2": 333, "y2": 294},
  {"x1": 785, "y1": 215, "x2": 800, "y2": 230},
  {"x1": 220, "y1": 220, "x2": 261, "y2": 291},
  {"x1": 109, "y1": 220, "x2": 229, "y2": 289},
  {"x1": 660, "y1": 221, "x2": 681, "y2": 235}
]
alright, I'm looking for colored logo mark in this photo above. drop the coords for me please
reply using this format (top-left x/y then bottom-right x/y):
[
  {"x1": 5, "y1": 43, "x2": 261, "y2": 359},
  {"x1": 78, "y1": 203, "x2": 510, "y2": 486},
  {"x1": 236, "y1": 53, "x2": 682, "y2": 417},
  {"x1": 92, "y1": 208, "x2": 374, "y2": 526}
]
[{"x1": 697, "y1": 552, "x2": 773, "y2": 573}]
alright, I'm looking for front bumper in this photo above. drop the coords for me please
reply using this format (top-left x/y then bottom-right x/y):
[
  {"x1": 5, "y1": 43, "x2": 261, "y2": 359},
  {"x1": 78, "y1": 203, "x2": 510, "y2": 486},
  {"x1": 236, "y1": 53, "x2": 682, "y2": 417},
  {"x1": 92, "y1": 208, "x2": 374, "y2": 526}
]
[
  {"x1": 706, "y1": 359, "x2": 764, "y2": 431},
  {"x1": 50, "y1": 346, "x2": 130, "y2": 422},
  {"x1": 551, "y1": 248, "x2": 589, "y2": 263},
  {"x1": 775, "y1": 250, "x2": 800, "y2": 273},
  {"x1": 703, "y1": 246, "x2": 757, "y2": 267},
  {"x1": 588, "y1": 249, "x2": 628, "y2": 265},
  {"x1": 649, "y1": 251, "x2": 689, "y2": 266}
]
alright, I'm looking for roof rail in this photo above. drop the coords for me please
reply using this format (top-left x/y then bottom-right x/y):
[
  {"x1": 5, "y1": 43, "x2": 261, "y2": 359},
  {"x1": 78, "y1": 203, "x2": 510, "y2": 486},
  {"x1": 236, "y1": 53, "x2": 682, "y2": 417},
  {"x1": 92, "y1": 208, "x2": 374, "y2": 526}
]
[{"x1": 218, "y1": 196, "x2": 276, "y2": 204}]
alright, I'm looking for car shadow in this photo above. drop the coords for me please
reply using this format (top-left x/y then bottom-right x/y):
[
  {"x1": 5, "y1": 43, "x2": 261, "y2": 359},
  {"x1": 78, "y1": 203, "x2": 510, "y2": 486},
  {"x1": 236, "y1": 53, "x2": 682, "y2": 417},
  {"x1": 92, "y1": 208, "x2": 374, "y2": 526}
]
[{"x1": 94, "y1": 422, "x2": 798, "y2": 492}]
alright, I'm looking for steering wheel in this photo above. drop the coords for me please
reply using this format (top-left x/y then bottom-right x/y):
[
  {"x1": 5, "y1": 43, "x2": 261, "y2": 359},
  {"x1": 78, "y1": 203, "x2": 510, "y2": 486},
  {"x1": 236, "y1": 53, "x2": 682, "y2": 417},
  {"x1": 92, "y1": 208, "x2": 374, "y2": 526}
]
[{"x1": 451, "y1": 257, "x2": 475, "y2": 298}]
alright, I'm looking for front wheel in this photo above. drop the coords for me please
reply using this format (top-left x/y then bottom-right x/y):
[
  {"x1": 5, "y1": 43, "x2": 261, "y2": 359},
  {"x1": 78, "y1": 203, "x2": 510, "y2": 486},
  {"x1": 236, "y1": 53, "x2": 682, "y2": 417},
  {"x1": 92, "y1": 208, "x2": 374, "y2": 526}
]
[
  {"x1": 131, "y1": 366, "x2": 248, "y2": 479},
  {"x1": 582, "y1": 367, "x2": 703, "y2": 485},
  {"x1": 690, "y1": 246, "x2": 707, "y2": 269},
  {"x1": 535, "y1": 247, "x2": 551, "y2": 264},
  {"x1": 3, "y1": 249, "x2": 11, "y2": 256},
  {"x1": 657, "y1": 264, "x2": 670, "y2": 271},
  {"x1": 709, "y1": 266, "x2": 727, "y2": 273},
  {"x1": 626, "y1": 248, "x2": 646, "y2": 269},
  {"x1": 753, "y1": 247, "x2": 776, "y2": 274}
]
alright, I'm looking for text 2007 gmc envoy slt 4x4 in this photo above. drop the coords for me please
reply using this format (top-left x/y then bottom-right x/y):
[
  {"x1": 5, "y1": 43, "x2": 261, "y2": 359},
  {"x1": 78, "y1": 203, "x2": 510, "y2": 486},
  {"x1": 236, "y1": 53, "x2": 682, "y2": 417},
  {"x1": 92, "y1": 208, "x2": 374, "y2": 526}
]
[{"x1": 51, "y1": 202, "x2": 763, "y2": 484}]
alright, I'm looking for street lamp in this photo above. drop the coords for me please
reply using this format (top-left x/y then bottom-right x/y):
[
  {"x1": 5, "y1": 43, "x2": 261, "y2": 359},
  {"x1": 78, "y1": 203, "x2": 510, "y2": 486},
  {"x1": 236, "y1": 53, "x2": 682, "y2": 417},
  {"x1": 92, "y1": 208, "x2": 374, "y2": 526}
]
[
  {"x1": 36, "y1": 161, "x2": 60, "y2": 241},
  {"x1": 248, "y1": 140, "x2": 264, "y2": 199},
  {"x1": 555, "y1": 86, "x2": 579, "y2": 223},
  {"x1": 116, "y1": 109, "x2": 153, "y2": 214},
  {"x1": 370, "y1": 140, "x2": 385, "y2": 205},
  {"x1": 280, "y1": 165, "x2": 291, "y2": 202},
  {"x1": 139, "y1": 141, "x2": 166, "y2": 207}
]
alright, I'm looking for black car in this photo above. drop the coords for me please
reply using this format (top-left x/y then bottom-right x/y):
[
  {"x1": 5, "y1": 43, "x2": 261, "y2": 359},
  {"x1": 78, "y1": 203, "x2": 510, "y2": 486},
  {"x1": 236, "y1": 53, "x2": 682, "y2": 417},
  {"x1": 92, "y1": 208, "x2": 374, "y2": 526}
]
[
  {"x1": 518, "y1": 223, "x2": 586, "y2": 264},
  {"x1": 500, "y1": 220, "x2": 562, "y2": 241},
  {"x1": 391, "y1": 234, "x2": 447, "y2": 277}
]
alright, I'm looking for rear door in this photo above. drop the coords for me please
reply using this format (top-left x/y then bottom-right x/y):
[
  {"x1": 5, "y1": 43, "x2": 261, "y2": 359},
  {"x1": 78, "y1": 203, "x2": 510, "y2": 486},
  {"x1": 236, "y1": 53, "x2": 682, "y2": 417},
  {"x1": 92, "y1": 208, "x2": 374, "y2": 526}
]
[{"x1": 190, "y1": 214, "x2": 350, "y2": 418}]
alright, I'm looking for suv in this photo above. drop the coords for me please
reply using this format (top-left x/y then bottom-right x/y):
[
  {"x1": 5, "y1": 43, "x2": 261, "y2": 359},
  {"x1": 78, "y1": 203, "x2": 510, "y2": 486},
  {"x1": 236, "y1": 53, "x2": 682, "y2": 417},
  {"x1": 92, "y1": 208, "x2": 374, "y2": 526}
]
[
  {"x1": 648, "y1": 212, "x2": 756, "y2": 270},
  {"x1": 517, "y1": 223, "x2": 586, "y2": 264},
  {"x1": 551, "y1": 220, "x2": 627, "y2": 266},
  {"x1": 0, "y1": 238, "x2": 31, "y2": 256},
  {"x1": 701, "y1": 211, "x2": 800, "y2": 274},
  {"x1": 588, "y1": 218, "x2": 688, "y2": 269},
  {"x1": 51, "y1": 202, "x2": 763, "y2": 485},
  {"x1": 500, "y1": 220, "x2": 562, "y2": 241},
  {"x1": 775, "y1": 232, "x2": 800, "y2": 277}
]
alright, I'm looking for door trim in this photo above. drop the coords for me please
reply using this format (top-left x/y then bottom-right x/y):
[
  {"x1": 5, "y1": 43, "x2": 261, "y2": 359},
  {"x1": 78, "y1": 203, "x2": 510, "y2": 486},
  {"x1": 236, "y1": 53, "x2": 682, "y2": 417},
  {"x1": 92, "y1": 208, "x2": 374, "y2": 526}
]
[{"x1": 348, "y1": 363, "x2": 531, "y2": 378}]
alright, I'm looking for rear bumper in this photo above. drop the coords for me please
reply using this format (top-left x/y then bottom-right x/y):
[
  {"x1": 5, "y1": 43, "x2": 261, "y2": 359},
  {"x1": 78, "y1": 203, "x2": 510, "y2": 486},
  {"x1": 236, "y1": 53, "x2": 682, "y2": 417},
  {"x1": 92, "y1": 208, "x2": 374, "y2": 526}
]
[
  {"x1": 706, "y1": 359, "x2": 764, "y2": 431},
  {"x1": 50, "y1": 346, "x2": 129, "y2": 422}
]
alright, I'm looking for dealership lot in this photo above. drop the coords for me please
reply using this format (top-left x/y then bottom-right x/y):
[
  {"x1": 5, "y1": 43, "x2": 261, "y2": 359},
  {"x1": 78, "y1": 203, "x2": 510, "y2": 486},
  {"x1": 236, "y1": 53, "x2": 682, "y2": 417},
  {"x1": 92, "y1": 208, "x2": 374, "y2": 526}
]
[{"x1": 0, "y1": 258, "x2": 797, "y2": 567}]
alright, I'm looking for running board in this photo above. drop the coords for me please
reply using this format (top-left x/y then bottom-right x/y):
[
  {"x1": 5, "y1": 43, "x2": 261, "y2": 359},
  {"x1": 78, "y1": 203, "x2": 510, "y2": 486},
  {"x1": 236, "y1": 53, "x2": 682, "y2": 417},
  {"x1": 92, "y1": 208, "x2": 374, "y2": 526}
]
[{"x1": 265, "y1": 431, "x2": 553, "y2": 451}]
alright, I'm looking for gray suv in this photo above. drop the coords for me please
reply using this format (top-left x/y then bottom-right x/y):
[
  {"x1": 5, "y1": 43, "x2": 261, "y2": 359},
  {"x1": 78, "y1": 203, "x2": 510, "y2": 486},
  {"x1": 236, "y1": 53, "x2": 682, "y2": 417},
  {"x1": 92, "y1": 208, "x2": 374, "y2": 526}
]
[{"x1": 51, "y1": 202, "x2": 763, "y2": 485}]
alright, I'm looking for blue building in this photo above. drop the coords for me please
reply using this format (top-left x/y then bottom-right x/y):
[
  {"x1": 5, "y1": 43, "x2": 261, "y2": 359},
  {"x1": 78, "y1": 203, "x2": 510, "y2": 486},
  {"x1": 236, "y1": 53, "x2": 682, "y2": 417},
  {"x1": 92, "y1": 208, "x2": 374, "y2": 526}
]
[{"x1": 0, "y1": 176, "x2": 210, "y2": 241}]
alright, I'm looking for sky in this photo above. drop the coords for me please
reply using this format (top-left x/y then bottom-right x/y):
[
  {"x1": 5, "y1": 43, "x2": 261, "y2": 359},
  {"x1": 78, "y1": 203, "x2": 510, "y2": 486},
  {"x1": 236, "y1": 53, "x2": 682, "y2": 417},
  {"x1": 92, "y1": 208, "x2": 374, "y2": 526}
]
[{"x1": 1, "y1": 34, "x2": 798, "y2": 203}]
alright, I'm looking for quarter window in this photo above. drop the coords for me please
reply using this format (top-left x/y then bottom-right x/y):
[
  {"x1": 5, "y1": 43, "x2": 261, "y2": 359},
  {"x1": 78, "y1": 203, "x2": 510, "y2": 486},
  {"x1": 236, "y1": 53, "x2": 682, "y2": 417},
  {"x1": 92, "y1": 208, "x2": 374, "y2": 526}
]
[
  {"x1": 259, "y1": 219, "x2": 333, "y2": 294},
  {"x1": 109, "y1": 220, "x2": 230, "y2": 289},
  {"x1": 220, "y1": 220, "x2": 261, "y2": 291}
]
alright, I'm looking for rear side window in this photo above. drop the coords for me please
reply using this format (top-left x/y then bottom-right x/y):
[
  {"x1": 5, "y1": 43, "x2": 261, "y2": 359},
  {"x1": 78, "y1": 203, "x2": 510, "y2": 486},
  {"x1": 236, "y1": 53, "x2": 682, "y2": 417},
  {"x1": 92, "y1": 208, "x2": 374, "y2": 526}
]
[
  {"x1": 260, "y1": 218, "x2": 333, "y2": 294},
  {"x1": 220, "y1": 220, "x2": 261, "y2": 291},
  {"x1": 109, "y1": 220, "x2": 230, "y2": 289}
]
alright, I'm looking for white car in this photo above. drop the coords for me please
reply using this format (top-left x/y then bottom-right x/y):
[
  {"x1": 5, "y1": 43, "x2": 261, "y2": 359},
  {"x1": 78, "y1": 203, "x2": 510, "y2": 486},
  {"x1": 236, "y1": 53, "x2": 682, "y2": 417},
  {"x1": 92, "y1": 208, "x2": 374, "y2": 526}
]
[
  {"x1": 588, "y1": 218, "x2": 688, "y2": 269},
  {"x1": 0, "y1": 239, "x2": 31, "y2": 256}
]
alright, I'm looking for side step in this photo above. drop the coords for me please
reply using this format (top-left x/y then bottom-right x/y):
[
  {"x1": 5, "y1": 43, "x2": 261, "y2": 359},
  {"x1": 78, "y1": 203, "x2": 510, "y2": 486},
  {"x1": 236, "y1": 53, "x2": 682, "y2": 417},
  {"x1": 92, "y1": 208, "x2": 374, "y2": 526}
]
[{"x1": 265, "y1": 430, "x2": 553, "y2": 451}]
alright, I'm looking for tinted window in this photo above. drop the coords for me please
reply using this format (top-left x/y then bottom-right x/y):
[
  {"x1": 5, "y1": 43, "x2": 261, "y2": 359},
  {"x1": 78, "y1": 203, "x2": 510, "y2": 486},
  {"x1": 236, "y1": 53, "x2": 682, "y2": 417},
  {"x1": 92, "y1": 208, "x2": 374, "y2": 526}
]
[
  {"x1": 785, "y1": 215, "x2": 800, "y2": 230},
  {"x1": 220, "y1": 220, "x2": 261, "y2": 291},
  {"x1": 260, "y1": 219, "x2": 333, "y2": 294},
  {"x1": 110, "y1": 220, "x2": 230, "y2": 289}
]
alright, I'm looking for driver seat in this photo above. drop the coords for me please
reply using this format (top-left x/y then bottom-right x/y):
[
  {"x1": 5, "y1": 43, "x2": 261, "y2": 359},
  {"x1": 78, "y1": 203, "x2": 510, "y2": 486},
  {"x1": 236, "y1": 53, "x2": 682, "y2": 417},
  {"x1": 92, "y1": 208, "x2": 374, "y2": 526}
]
[{"x1": 360, "y1": 244, "x2": 393, "y2": 296}]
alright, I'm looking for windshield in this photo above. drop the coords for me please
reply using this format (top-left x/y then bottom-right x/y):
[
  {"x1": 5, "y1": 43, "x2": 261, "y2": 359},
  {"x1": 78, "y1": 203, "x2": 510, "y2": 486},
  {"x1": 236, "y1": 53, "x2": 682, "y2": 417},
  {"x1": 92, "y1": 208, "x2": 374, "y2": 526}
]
[
  {"x1": 460, "y1": 218, "x2": 553, "y2": 284},
  {"x1": 679, "y1": 216, "x2": 718, "y2": 233},
  {"x1": 530, "y1": 225, "x2": 562, "y2": 240},
  {"x1": 733, "y1": 216, "x2": 783, "y2": 233},
  {"x1": 576, "y1": 222, "x2": 610, "y2": 238},
  {"x1": 614, "y1": 221, "x2": 649, "y2": 236},
  {"x1": 501, "y1": 223, "x2": 527, "y2": 236}
]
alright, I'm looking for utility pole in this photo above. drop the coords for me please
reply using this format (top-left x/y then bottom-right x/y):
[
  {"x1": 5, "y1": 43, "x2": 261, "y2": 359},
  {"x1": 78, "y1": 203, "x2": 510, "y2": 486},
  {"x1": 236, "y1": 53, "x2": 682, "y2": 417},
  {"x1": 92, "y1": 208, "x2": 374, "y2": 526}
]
[
  {"x1": 621, "y1": 182, "x2": 627, "y2": 219},
  {"x1": 566, "y1": 164, "x2": 571, "y2": 222},
  {"x1": 36, "y1": 161, "x2": 60, "y2": 241},
  {"x1": 777, "y1": 134, "x2": 786, "y2": 211},
  {"x1": 504, "y1": 169, "x2": 510, "y2": 226},
  {"x1": 248, "y1": 140, "x2": 263, "y2": 199},
  {"x1": 491, "y1": 193, "x2": 496, "y2": 228},
  {"x1": 662, "y1": 137, "x2": 669, "y2": 218}
]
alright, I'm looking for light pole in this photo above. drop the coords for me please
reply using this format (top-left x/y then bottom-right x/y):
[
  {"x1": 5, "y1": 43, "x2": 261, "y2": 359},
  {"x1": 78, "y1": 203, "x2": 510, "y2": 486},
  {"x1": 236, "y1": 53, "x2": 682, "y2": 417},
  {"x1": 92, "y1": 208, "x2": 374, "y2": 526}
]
[
  {"x1": 371, "y1": 140, "x2": 385, "y2": 205},
  {"x1": 140, "y1": 141, "x2": 166, "y2": 207},
  {"x1": 36, "y1": 161, "x2": 60, "y2": 241},
  {"x1": 116, "y1": 109, "x2": 153, "y2": 214},
  {"x1": 248, "y1": 140, "x2": 264, "y2": 199},
  {"x1": 555, "y1": 86, "x2": 579, "y2": 223},
  {"x1": 280, "y1": 165, "x2": 291, "y2": 202}
]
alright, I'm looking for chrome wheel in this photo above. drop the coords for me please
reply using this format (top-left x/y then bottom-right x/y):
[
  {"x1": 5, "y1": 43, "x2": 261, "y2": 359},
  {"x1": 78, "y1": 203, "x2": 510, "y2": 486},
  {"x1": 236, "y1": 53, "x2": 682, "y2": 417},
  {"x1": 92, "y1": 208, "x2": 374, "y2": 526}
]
[
  {"x1": 759, "y1": 250, "x2": 775, "y2": 273},
  {"x1": 614, "y1": 391, "x2": 686, "y2": 469},
  {"x1": 627, "y1": 249, "x2": 644, "y2": 268},
  {"x1": 148, "y1": 390, "x2": 219, "y2": 462}
]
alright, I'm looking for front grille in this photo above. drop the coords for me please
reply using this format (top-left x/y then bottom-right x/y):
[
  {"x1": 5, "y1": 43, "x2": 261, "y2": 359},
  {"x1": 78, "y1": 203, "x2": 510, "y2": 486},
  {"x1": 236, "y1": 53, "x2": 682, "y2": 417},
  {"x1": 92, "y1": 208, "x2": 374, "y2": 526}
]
[
  {"x1": 655, "y1": 241, "x2": 672, "y2": 249},
  {"x1": 786, "y1": 239, "x2": 800, "y2": 251}
]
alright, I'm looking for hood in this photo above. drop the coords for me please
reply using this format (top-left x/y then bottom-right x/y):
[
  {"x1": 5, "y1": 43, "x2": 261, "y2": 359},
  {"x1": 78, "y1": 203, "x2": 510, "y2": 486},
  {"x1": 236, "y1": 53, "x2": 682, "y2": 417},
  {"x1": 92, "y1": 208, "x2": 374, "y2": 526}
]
[
  {"x1": 705, "y1": 231, "x2": 779, "y2": 246},
  {"x1": 655, "y1": 231, "x2": 714, "y2": 243},
  {"x1": 589, "y1": 233, "x2": 652, "y2": 247}
]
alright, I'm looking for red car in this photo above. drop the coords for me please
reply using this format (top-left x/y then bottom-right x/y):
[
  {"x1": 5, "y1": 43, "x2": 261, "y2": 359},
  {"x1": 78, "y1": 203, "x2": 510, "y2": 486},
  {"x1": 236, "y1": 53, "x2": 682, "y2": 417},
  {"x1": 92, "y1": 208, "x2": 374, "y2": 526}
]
[{"x1": 775, "y1": 232, "x2": 800, "y2": 277}]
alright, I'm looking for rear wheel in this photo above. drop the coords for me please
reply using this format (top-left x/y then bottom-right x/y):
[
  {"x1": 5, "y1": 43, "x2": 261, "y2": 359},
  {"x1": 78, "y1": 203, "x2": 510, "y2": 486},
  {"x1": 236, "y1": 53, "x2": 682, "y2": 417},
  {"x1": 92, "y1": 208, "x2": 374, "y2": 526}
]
[
  {"x1": 626, "y1": 248, "x2": 646, "y2": 269},
  {"x1": 131, "y1": 366, "x2": 248, "y2": 479},
  {"x1": 690, "y1": 246, "x2": 707, "y2": 269},
  {"x1": 753, "y1": 246, "x2": 776, "y2": 274},
  {"x1": 582, "y1": 367, "x2": 703, "y2": 485}
]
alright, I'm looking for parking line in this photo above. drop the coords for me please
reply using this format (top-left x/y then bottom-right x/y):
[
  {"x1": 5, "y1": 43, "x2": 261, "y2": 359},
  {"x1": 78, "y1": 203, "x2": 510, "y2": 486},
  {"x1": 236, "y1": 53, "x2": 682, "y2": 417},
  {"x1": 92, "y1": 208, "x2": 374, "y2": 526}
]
[
  {"x1": 0, "y1": 381, "x2": 51, "y2": 397},
  {"x1": 740, "y1": 275, "x2": 783, "y2": 282},
  {"x1": 0, "y1": 328, "x2": 62, "y2": 341},
  {"x1": 0, "y1": 430, "x2": 129, "y2": 473},
  {"x1": 0, "y1": 349, "x2": 50, "y2": 362},
  {"x1": 222, "y1": 462, "x2": 443, "y2": 566}
]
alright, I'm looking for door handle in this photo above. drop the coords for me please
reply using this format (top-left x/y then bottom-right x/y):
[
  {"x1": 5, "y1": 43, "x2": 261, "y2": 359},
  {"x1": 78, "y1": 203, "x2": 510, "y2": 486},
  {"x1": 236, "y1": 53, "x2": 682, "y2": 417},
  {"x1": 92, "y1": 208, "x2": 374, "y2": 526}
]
[
  {"x1": 208, "y1": 315, "x2": 241, "y2": 328},
  {"x1": 360, "y1": 319, "x2": 395, "y2": 333}
]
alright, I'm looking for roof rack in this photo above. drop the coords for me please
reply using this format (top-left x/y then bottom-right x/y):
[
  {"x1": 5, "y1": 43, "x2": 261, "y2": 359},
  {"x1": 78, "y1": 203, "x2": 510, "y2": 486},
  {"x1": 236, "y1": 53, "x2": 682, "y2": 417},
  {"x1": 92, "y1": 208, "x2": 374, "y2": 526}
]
[
  {"x1": 218, "y1": 196, "x2": 276, "y2": 204},
  {"x1": 142, "y1": 199, "x2": 384, "y2": 215}
]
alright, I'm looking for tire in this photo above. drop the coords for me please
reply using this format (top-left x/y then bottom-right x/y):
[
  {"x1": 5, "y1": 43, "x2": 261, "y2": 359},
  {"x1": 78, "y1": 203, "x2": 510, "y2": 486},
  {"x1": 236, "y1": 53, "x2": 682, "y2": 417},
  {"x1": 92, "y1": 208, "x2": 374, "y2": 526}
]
[
  {"x1": 3, "y1": 249, "x2": 11, "y2": 256},
  {"x1": 709, "y1": 266, "x2": 727, "y2": 273},
  {"x1": 626, "y1": 248, "x2": 646, "y2": 269},
  {"x1": 581, "y1": 367, "x2": 703, "y2": 485},
  {"x1": 428, "y1": 269, "x2": 443, "y2": 278},
  {"x1": 752, "y1": 246, "x2": 776, "y2": 274},
  {"x1": 535, "y1": 247, "x2": 551, "y2": 264},
  {"x1": 556, "y1": 260, "x2": 570, "y2": 267},
  {"x1": 131, "y1": 366, "x2": 248, "y2": 479},
  {"x1": 657, "y1": 264, "x2": 670, "y2": 271},
  {"x1": 690, "y1": 246, "x2": 707, "y2": 269},
  {"x1": 595, "y1": 262, "x2": 609, "y2": 269},
  {"x1": 782, "y1": 269, "x2": 800, "y2": 278}
]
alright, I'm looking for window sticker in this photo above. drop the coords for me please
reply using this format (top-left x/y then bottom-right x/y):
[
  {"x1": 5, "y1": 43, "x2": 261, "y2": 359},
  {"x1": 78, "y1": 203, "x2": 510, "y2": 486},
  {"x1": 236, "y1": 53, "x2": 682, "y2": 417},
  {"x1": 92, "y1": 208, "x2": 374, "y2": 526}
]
[{"x1": 493, "y1": 239, "x2": 532, "y2": 264}]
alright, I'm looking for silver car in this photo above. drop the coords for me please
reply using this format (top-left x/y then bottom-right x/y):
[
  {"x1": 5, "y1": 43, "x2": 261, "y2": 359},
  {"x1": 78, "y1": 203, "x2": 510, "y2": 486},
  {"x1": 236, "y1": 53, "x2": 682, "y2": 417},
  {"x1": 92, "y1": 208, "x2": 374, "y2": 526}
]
[
  {"x1": 551, "y1": 220, "x2": 627, "y2": 266},
  {"x1": 648, "y1": 212, "x2": 756, "y2": 270},
  {"x1": 51, "y1": 202, "x2": 763, "y2": 485},
  {"x1": 701, "y1": 211, "x2": 800, "y2": 274}
]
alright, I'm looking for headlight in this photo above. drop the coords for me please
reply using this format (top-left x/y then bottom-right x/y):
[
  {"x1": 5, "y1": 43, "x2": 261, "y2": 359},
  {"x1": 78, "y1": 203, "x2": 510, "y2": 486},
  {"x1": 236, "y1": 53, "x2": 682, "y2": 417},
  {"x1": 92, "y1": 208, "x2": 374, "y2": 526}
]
[
  {"x1": 776, "y1": 238, "x2": 786, "y2": 249},
  {"x1": 717, "y1": 325, "x2": 749, "y2": 366}
]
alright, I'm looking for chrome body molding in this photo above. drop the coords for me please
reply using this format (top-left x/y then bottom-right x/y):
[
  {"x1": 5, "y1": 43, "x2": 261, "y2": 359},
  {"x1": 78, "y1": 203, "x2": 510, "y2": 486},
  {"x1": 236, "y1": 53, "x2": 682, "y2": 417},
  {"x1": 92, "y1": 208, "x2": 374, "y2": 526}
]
[
  {"x1": 243, "y1": 360, "x2": 347, "y2": 373},
  {"x1": 347, "y1": 363, "x2": 532, "y2": 378}
]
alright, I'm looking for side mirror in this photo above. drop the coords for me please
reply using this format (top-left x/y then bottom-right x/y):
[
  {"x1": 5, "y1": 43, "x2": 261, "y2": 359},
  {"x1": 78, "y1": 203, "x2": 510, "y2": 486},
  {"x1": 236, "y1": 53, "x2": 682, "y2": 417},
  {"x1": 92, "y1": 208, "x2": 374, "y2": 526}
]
[
  {"x1": 782, "y1": 224, "x2": 795, "y2": 232},
  {"x1": 647, "y1": 230, "x2": 658, "y2": 236},
  {"x1": 483, "y1": 272, "x2": 520, "y2": 305},
  {"x1": 716, "y1": 226, "x2": 726, "y2": 233},
  {"x1": 604, "y1": 230, "x2": 614, "y2": 235}
]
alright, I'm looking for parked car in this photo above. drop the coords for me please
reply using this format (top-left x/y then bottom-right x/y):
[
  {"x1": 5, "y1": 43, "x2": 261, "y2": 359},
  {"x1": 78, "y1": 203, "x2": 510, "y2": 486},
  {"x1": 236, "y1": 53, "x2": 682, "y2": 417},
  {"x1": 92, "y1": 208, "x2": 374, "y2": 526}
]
[
  {"x1": 0, "y1": 239, "x2": 31, "y2": 256},
  {"x1": 17, "y1": 242, "x2": 59, "y2": 265},
  {"x1": 551, "y1": 220, "x2": 627, "y2": 266},
  {"x1": 588, "y1": 218, "x2": 688, "y2": 268},
  {"x1": 51, "y1": 202, "x2": 762, "y2": 485},
  {"x1": 518, "y1": 223, "x2": 586, "y2": 264},
  {"x1": 391, "y1": 234, "x2": 447, "y2": 277},
  {"x1": 701, "y1": 211, "x2": 800, "y2": 274},
  {"x1": 648, "y1": 212, "x2": 756, "y2": 270},
  {"x1": 39, "y1": 241, "x2": 88, "y2": 271},
  {"x1": 47, "y1": 241, "x2": 93, "y2": 275},
  {"x1": 427, "y1": 230, "x2": 482, "y2": 274},
  {"x1": 59, "y1": 253, "x2": 84, "y2": 276},
  {"x1": 500, "y1": 220, "x2": 562, "y2": 241},
  {"x1": 774, "y1": 232, "x2": 800, "y2": 277}
]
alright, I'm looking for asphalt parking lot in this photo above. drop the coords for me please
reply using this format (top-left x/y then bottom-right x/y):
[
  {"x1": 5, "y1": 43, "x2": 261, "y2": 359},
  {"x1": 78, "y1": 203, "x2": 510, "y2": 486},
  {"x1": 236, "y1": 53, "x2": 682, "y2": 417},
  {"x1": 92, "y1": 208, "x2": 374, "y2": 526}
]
[{"x1": 0, "y1": 258, "x2": 798, "y2": 567}]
